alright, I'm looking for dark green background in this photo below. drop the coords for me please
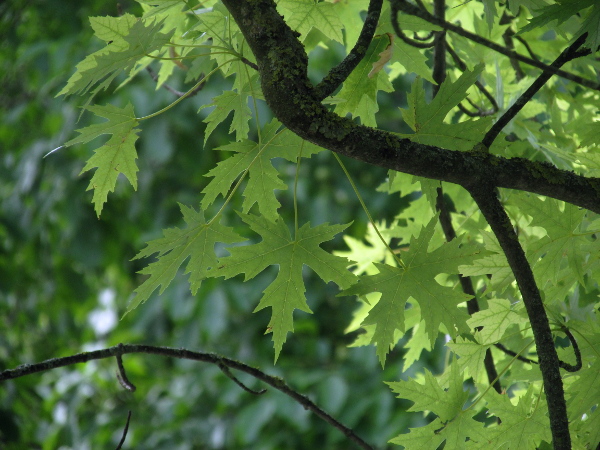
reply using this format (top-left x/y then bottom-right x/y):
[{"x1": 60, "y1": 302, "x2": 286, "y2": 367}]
[{"x1": 0, "y1": 1, "x2": 443, "y2": 447}]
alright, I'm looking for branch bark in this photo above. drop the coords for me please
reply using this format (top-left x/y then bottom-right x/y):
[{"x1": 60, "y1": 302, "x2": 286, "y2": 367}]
[
  {"x1": 218, "y1": 1, "x2": 596, "y2": 447},
  {"x1": 220, "y1": 0, "x2": 600, "y2": 214},
  {"x1": 466, "y1": 185, "x2": 570, "y2": 449}
]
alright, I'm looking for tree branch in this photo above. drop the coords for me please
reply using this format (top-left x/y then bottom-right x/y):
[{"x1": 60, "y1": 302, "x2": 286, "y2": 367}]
[
  {"x1": 314, "y1": 0, "x2": 383, "y2": 100},
  {"x1": 482, "y1": 34, "x2": 588, "y2": 148},
  {"x1": 466, "y1": 185, "x2": 570, "y2": 449},
  {"x1": 220, "y1": 0, "x2": 600, "y2": 214},
  {"x1": 392, "y1": 0, "x2": 597, "y2": 91},
  {"x1": 0, "y1": 344, "x2": 373, "y2": 450}
]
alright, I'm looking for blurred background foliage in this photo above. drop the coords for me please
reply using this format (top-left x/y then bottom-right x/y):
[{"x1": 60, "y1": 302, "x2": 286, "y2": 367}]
[{"x1": 0, "y1": 1, "x2": 444, "y2": 448}]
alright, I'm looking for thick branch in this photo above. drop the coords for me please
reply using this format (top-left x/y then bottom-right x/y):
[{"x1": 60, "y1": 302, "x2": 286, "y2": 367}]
[
  {"x1": 0, "y1": 344, "x2": 373, "y2": 450},
  {"x1": 220, "y1": 0, "x2": 600, "y2": 214},
  {"x1": 466, "y1": 185, "x2": 570, "y2": 449}
]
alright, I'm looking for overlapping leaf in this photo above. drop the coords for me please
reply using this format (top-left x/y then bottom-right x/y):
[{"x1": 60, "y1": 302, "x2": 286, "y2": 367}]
[
  {"x1": 278, "y1": 0, "x2": 344, "y2": 43},
  {"x1": 400, "y1": 65, "x2": 492, "y2": 151},
  {"x1": 341, "y1": 216, "x2": 484, "y2": 365},
  {"x1": 202, "y1": 120, "x2": 323, "y2": 221},
  {"x1": 65, "y1": 103, "x2": 140, "y2": 216},
  {"x1": 388, "y1": 363, "x2": 487, "y2": 448},
  {"x1": 510, "y1": 194, "x2": 597, "y2": 288},
  {"x1": 467, "y1": 298, "x2": 528, "y2": 344},
  {"x1": 130, "y1": 204, "x2": 245, "y2": 312},
  {"x1": 58, "y1": 17, "x2": 174, "y2": 97},
  {"x1": 210, "y1": 214, "x2": 357, "y2": 360},
  {"x1": 478, "y1": 386, "x2": 552, "y2": 449},
  {"x1": 334, "y1": 34, "x2": 394, "y2": 127}
]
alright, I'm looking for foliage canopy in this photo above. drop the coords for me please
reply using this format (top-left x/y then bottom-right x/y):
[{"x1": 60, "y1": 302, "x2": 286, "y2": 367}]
[{"x1": 2, "y1": 0, "x2": 600, "y2": 448}]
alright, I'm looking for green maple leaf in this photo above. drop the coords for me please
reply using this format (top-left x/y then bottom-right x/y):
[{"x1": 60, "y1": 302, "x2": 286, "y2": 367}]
[
  {"x1": 202, "y1": 90, "x2": 252, "y2": 143},
  {"x1": 510, "y1": 194, "x2": 593, "y2": 287},
  {"x1": 334, "y1": 34, "x2": 394, "y2": 127},
  {"x1": 65, "y1": 103, "x2": 140, "y2": 216},
  {"x1": 400, "y1": 65, "x2": 492, "y2": 151},
  {"x1": 58, "y1": 17, "x2": 174, "y2": 97},
  {"x1": 210, "y1": 214, "x2": 356, "y2": 360},
  {"x1": 447, "y1": 336, "x2": 490, "y2": 383},
  {"x1": 480, "y1": 386, "x2": 552, "y2": 449},
  {"x1": 278, "y1": 0, "x2": 344, "y2": 43},
  {"x1": 202, "y1": 120, "x2": 323, "y2": 221},
  {"x1": 129, "y1": 204, "x2": 245, "y2": 312},
  {"x1": 459, "y1": 230, "x2": 513, "y2": 292},
  {"x1": 567, "y1": 359, "x2": 600, "y2": 421},
  {"x1": 388, "y1": 363, "x2": 487, "y2": 448},
  {"x1": 519, "y1": 0, "x2": 597, "y2": 47},
  {"x1": 467, "y1": 298, "x2": 528, "y2": 344},
  {"x1": 341, "y1": 215, "x2": 483, "y2": 365}
]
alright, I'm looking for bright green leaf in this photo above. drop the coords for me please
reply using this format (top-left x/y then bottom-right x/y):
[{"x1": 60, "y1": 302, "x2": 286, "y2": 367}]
[{"x1": 211, "y1": 214, "x2": 356, "y2": 360}]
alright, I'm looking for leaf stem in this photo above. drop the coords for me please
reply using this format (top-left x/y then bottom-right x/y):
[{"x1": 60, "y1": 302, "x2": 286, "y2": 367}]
[
  {"x1": 333, "y1": 153, "x2": 405, "y2": 269},
  {"x1": 137, "y1": 59, "x2": 235, "y2": 121}
]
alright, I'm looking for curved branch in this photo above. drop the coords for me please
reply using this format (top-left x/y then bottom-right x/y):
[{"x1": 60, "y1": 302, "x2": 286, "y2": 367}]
[
  {"x1": 0, "y1": 344, "x2": 374, "y2": 450},
  {"x1": 466, "y1": 185, "x2": 570, "y2": 449},
  {"x1": 392, "y1": 0, "x2": 597, "y2": 90},
  {"x1": 558, "y1": 325, "x2": 582, "y2": 373},
  {"x1": 390, "y1": 1, "x2": 434, "y2": 49},
  {"x1": 220, "y1": 0, "x2": 600, "y2": 214},
  {"x1": 314, "y1": 0, "x2": 383, "y2": 100}
]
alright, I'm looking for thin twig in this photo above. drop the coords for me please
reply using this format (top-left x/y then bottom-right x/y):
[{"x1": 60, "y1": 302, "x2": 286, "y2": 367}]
[
  {"x1": 146, "y1": 65, "x2": 205, "y2": 98},
  {"x1": 115, "y1": 411, "x2": 132, "y2": 450},
  {"x1": 445, "y1": 43, "x2": 498, "y2": 115},
  {"x1": 0, "y1": 344, "x2": 374, "y2": 450},
  {"x1": 116, "y1": 343, "x2": 136, "y2": 392},
  {"x1": 499, "y1": 11, "x2": 526, "y2": 81},
  {"x1": 494, "y1": 342, "x2": 538, "y2": 365},
  {"x1": 218, "y1": 361, "x2": 267, "y2": 395},
  {"x1": 314, "y1": 0, "x2": 383, "y2": 100},
  {"x1": 482, "y1": 34, "x2": 588, "y2": 148},
  {"x1": 392, "y1": 0, "x2": 597, "y2": 90},
  {"x1": 557, "y1": 325, "x2": 582, "y2": 373},
  {"x1": 390, "y1": 1, "x2": 434, "y2": 49}
]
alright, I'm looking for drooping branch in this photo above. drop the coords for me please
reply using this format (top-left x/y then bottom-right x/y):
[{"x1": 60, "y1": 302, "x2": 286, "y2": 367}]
[
  {"x1": 466, "y1": 184, "x2": 570, "y2": 449},
  {"x1": 482, "y1": 34, "x2": 588, "y2": 148},
  {"x1": 220, "y1": 0, "x2": 600, "y2": 215},
  {"x1": 0, "y1": 344, "x2": 374, "y2": 450},
  {"x1": 392, "y1": 0, "x2": 597, "y2": 90}
]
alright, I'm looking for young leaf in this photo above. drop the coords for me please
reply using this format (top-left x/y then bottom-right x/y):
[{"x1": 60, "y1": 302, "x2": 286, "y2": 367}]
[
  {"x1": 129, "y1": 204, "x2": 245, "y2": 312},
  {"x1": 65, "y1": 103, "x2": 140, "y2": 216},
  {"x1": 400, "y1": 65, "x2": 492, "y2": 151},
  {"x1": 340, "y1": 215, "x2": 483, "y2": 365},
  {"x1": 210, "y1": 214, "x2": 357, "y2": 360}
]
